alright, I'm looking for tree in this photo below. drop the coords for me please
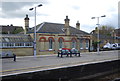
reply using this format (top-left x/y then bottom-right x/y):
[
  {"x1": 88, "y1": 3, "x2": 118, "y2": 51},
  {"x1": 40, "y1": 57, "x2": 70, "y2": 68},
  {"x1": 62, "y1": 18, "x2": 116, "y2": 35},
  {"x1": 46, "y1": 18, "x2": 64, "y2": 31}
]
[
  {"x1": 99, "y1": 25, "x2": 115, "y2": 36},
  {"x1": 12, "y1": 28, "x2": 23, "y2": 34},
  {"x1": 91, "y1": 25, "x2": 115, "y2": 51}
]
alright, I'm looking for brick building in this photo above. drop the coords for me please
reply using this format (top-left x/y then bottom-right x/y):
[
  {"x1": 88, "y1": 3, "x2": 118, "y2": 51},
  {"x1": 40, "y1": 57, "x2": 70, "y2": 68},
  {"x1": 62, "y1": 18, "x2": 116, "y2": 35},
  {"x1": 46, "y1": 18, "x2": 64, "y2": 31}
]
[{"x1": 27, "y1": 15, "x2": 91, "y2": 55}]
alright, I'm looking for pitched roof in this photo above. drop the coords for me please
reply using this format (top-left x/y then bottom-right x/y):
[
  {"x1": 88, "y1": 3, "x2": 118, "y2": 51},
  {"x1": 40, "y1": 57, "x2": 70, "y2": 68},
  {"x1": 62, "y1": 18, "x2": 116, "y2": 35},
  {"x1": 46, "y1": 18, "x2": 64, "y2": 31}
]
[
  {"x1": 0, "y1": 25, "x2": 24, "y2": 34},
  {"x1": 0, "y1": 34, "x2": 33, "y2": 43},
  {"x1": 29, "y1": 22, "x2": 90, "y2": 36}
]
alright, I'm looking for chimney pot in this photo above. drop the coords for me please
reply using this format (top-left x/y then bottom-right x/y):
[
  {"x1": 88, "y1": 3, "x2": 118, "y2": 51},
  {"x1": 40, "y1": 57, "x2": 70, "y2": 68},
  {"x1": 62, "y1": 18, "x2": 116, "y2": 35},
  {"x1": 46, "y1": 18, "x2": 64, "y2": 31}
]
[{"x1": 76, "y1": 21, "x2": 80, "y2": 30}]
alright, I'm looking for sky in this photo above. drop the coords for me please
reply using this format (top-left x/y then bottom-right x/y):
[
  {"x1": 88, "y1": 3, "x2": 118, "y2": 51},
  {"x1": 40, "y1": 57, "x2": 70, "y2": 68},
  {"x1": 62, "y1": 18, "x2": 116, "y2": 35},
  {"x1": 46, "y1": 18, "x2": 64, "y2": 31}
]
[{"x1": 0, "y1": 0, "x2": 119, "y2": 33}]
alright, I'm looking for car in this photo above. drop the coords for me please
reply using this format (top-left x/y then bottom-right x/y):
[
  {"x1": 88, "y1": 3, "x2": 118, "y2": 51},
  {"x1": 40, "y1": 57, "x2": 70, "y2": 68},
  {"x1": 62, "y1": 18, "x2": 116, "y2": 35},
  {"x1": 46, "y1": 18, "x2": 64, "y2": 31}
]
[
  {"x1": 115, "y1": 43, "x2": 120, "y2": 50},
  {"x1": 103, "y1": 43, "x2": 118, "y2": 50},
  {"x1": 103, "y1": 43, "x2": 111, "y2": 49},
  {"x1": 110, "y1": 44, "x2": 117, "y2": 50}
]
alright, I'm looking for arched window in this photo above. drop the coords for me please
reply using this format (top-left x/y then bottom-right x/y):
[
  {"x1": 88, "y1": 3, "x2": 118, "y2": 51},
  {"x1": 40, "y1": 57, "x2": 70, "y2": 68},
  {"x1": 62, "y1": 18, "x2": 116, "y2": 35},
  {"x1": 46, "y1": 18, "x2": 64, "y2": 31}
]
[
  {"x1": 80, "y1": 40, "x2": 83, "y2": 49},
  {"x1": 86, "y1": 40, "x2": 89, "y2": 49},
  {"x1": 72, "y1": 39, "x2": 76, "y2": 48},
  {"x1": 39, "y1": 37, "x2": 46, "y2": 42},
  {"x1": 49, "y1": 38, "x2": 53, "y2": 50},
  {"x1": 59, "y1": 38, "x2": 63, "y2": 49}
]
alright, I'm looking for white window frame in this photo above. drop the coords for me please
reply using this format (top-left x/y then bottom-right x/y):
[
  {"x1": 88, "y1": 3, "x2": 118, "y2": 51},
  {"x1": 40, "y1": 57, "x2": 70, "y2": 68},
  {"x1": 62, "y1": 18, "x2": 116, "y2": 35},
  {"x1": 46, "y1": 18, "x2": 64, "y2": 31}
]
[
  {"x1": 59, "y1": 38, "x2": 63, "y2": 49},
  {"x1": 49, "y1": 38, "x2": 53, "y2": 50},
  {"x1": 80, "y1": 40, "x2": 83, "y2": 49},
  {"x1": 86, "y1": 40, "x2": 89, "y2": 49},
  {"x1": 2, "y1": 42, "x2": 33, "y2": 48},
  {"x1": 72, "y1": 39, "x2": 76, "y2": 48}
]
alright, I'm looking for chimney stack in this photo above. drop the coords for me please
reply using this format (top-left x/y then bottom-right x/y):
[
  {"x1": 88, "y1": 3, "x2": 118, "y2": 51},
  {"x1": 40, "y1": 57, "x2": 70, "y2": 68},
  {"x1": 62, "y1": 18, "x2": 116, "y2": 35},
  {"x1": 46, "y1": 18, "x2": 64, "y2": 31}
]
[
  {"x1": 76, "y1": 21, "x2": 80, "y2": 30},
  {"x1": 24, "y1": 14, "x2": 29, "y2": 34},
  {"x1": 64, "y1": 16, "x2": 70, "y2": 28},
  {"x1": 64, "y1": 16, "x2": 70, "y2": 35}
]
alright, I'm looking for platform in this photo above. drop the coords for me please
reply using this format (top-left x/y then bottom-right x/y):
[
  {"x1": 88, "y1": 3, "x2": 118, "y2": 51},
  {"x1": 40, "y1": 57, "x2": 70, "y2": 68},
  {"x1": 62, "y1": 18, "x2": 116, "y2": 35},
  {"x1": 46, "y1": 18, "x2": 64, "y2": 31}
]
[{"x1": 1, "y1": 50, "x2": 119, "y2": 77}]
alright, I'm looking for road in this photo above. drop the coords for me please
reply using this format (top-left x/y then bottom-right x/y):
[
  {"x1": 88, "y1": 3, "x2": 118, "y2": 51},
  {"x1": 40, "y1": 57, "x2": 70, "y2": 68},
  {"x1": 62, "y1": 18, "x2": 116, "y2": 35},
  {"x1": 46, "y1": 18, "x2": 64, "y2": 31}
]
[{"x1": 1, "y1": 50, "x2": 119, "y2": 77}]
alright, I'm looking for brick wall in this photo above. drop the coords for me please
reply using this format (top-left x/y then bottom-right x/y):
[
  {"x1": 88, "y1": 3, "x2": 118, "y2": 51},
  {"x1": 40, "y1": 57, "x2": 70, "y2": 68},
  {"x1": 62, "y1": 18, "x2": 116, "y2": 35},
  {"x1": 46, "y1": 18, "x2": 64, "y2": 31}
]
[{"x1": 1, "y1": 48, "x2": 33, "y2": 56}]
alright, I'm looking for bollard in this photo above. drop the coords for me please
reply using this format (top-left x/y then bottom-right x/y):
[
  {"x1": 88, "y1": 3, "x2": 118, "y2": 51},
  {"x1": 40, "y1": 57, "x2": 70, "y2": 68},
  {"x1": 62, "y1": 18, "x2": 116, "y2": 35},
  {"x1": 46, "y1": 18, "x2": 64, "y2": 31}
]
[{"x1": 13, "y1": 54, "x2": 16, "y2": 62}]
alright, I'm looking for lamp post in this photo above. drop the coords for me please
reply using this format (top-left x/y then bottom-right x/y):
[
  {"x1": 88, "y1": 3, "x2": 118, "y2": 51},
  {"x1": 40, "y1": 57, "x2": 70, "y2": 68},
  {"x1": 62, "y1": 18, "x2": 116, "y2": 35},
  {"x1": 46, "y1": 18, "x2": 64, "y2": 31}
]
[
  {"x1": 29, "y1": 4, "x2": 42, "y2": 57},
  {"x1": 91, "y1": 15, "x2": 106, "y2": 54}
]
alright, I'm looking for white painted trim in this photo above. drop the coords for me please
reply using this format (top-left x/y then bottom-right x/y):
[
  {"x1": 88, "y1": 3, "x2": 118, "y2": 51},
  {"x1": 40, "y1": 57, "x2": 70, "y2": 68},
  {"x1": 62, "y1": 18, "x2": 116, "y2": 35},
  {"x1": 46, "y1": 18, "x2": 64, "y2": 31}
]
[
  {"x1": 49, "y1": 49, "x2": 53, "y2": 51},
  {"x1": 80, "y1": 48, "x2": 83, "y2": 49},
  {"x1": 1, "y1": 42, "x2": 33, "y2": 48},
  {"x1": 36, "y1": 22, "x2": 45, "y2": 32}
]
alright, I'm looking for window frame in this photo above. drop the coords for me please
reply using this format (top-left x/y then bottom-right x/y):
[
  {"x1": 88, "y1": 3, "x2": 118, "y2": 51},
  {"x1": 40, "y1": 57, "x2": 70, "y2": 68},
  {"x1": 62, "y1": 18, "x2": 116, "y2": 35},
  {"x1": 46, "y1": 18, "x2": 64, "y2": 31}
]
[
  {"x1": 85, "y1": 40, "x2": 89, "y2": 49},
  {"x1": 72, "y1": 39, "x2": 76, "y2": 49},
  {"x1": 59, "y1": 38, "x2": 63, "y2": 49},
  {"x1": 80, "y1": 40, "x2": 83, "y2": 49},
  {"x1": 49, "y1": 38, "x2": 53, "y2": 50}
]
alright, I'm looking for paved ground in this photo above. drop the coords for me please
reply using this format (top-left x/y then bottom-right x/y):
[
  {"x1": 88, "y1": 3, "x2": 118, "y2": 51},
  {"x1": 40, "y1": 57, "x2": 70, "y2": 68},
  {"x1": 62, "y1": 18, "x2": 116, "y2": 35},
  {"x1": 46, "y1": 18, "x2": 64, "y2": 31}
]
[{"x1": 1, "y1": 50, "x2": 119, "y2": 76}]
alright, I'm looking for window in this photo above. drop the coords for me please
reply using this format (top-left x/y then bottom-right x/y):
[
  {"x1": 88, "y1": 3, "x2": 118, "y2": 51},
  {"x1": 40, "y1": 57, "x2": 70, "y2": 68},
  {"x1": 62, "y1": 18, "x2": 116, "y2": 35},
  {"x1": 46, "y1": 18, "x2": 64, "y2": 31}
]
[
  {"x1": 1, "y1": 42, "x2": 33, "y2": 48},
  {"x1": 9, "y1": 38, "x2": 12, "y2": 42},
  {"x1": 20, "y1": 43, "x2": 24, "y2": 46},
  {"x1": 0, "y1": 43, "x2": 2, "y2": 48},
  {"x1": 59, "y1": 38, "x2": 63, "y2": 49},
  {"x1": 39, "y1": 37, "x2": 46, "y2": 50},
  {"x1": 72, "y1": 39, "x2": 76, "y2": 48},
  {"x1": 1, "y1": 37, "x2": 33, "y2": 48},
  {"x1": 25, "y1": 43, "x2": 30, "y2": 46},
  {"x1": 9, "y1": 43, "x2": 14, "y2": 47},
  {"x1": 80, "y1": 40, "x2": 83, "y2": 49},
  {"x1": 15, "y1": 43, "x2": 24, "y2": 47},
  {"x1": 2, "y1": 38, "x2": 5, "y2": 42},
  {"x1": 25, "y1": 42, "x2": 33, "y2": 46},
  {"x1": 0, "y1": 38, "x2": 2, "y2": 42},
  {"x1": 49, "y1": 38, "x2": 53, "y2": 50},
  {"x1": 86, "y1": 40, "x2": 89, "y2": 49},
  {"x1": 3, "y1": 43, "x2": 7, "y2": 47},
  {"x1": 4, "y1": 38, "x2": 9, "y2": 42}
]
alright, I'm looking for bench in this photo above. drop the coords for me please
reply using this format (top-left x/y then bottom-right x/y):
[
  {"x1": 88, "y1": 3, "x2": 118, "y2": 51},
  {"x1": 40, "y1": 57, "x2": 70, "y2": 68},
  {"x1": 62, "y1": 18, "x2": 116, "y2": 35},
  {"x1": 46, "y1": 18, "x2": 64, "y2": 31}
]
[
  {"x1": 58, "y1": 48, "x2": 80, "y2": 58},
  {"x1": 0, "y1": 51, "x2": 16, "y2": 61},
  {"x1": 58, "y1": 49, "x2": 70, "y2": 57},
  {"x1": 70, "y1": 48, "x2": 80, "y2": 57}
]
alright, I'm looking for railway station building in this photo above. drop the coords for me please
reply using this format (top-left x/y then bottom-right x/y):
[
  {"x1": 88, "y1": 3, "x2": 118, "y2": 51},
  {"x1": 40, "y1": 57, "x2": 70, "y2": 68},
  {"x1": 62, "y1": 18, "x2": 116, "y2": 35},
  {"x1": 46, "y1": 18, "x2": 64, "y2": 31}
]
[{"x1": 0, "y1": 15, "x2": 92, "y2": 56}]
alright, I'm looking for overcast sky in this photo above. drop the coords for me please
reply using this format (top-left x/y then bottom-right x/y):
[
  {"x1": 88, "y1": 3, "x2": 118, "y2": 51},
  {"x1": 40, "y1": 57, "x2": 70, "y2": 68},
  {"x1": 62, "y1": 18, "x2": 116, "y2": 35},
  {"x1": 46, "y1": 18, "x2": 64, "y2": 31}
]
[{"x1": 0, "y1": 0, "x2": 119, "y2": 33}]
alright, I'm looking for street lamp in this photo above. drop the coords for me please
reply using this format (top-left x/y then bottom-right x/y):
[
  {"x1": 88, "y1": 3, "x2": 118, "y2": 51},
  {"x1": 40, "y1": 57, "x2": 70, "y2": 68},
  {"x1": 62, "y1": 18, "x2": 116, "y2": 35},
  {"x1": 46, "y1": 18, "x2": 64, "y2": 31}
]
[
  {"x1": 91, "y1": 15, "x2": 106, "y2": 54},
  {"x1": 29, "y1": 4, "x2": 42, "y2": 57}
]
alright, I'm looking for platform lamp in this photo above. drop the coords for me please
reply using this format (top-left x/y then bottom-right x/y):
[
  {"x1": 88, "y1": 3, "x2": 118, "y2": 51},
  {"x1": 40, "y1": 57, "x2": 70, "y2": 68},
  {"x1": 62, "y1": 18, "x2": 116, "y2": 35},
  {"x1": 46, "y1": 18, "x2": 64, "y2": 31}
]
[
  {"x1": 91, "y1": 15, "x2": 106, "y2": 54},
  {"x1": 29, "y1": 4, "x2": 42, "y2": 57}
]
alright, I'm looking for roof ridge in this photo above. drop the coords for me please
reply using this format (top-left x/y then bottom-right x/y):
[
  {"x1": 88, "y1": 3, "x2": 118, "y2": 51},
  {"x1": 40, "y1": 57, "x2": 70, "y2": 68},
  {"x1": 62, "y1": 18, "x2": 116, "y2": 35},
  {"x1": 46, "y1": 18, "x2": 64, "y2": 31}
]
[
  {"x1": 33, "y1": 22, "x2": 89, "y2": 35},
  {"x1": 44, "y1": 22, "x2": 64, "y2": 25},
  {"x1": 36, "y1": 22, "x2": 45, "y2": 32},
  {"x1": 69, "y1": 26, "x2": 89, "y2": 34},
  {"x1": 0, "y1": 25, "x2": 22, "y2": 27}
]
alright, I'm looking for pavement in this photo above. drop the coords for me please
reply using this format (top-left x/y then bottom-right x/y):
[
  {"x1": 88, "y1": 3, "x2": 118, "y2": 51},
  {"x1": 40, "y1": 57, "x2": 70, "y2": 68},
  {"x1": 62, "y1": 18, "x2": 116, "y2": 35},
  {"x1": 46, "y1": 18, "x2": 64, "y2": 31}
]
[{"x1": 0, "y1": 50, "x2": 119, "y2": 77}]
